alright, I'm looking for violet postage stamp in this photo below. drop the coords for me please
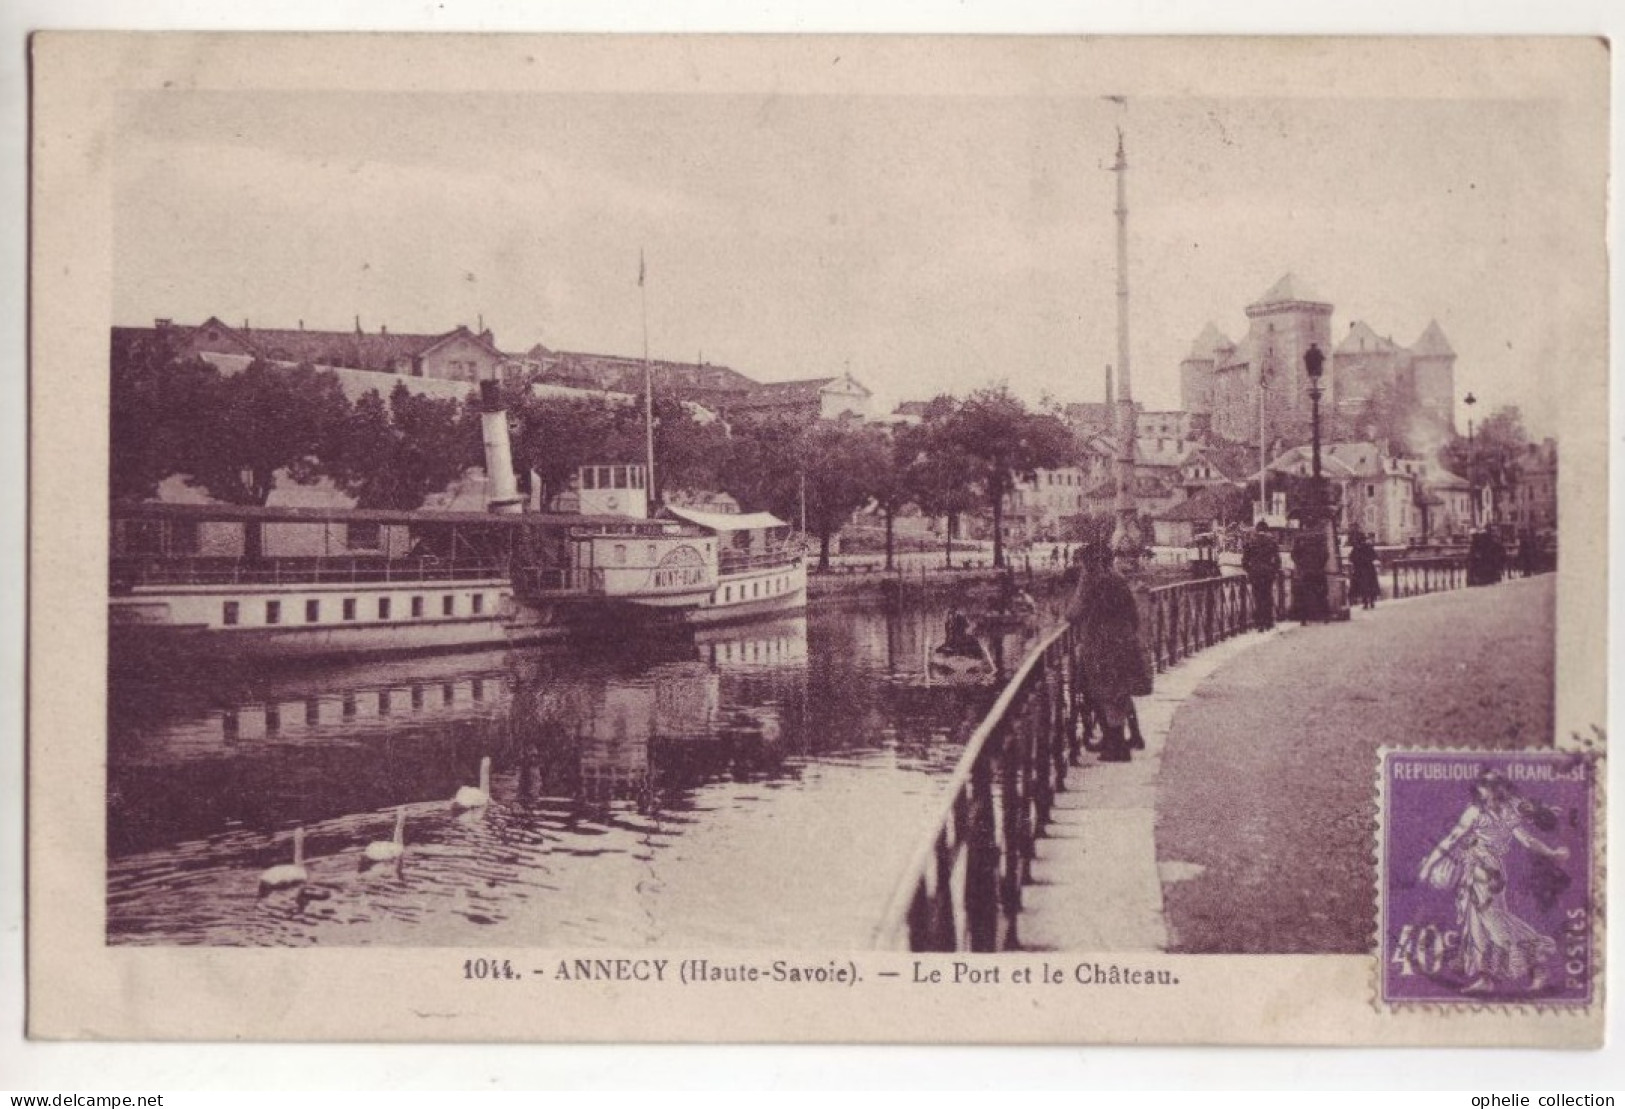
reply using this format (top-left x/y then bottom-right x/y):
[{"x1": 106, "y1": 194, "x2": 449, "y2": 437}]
[{"x1": 1379, "y1": 751, "x2": 1598, "y2": 1008}]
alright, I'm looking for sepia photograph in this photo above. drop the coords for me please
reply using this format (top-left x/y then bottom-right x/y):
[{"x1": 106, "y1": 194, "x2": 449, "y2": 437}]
[{"x1": 25, "y1": 32, "x2": 1609, "y2": 1047}]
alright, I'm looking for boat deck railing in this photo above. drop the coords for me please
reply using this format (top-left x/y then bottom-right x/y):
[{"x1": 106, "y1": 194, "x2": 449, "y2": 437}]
[
  {"x1": 719, "y1": 548, "x2": 803, "y2": 574},
  {"x1": 110, "y1": 556, "x2": 508, "y2": 589}
]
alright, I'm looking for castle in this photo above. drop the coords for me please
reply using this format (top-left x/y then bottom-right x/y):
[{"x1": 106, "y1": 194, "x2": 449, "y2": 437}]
[{"x1": 1179, "y1": 274, "x2": 1456, "y2": 449}]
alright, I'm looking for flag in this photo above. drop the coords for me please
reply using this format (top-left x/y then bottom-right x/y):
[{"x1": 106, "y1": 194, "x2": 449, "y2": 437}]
[{"x1": 638, "y1": 249, "x2": 645, "y2": 288}]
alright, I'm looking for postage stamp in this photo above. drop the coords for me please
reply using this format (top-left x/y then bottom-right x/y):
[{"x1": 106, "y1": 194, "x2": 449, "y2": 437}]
[{"x1": 1378, "y1": 750, "x2": 1598, "y2": 1007}]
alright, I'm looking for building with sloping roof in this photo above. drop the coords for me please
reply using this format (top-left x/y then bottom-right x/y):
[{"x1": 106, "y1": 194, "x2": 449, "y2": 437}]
[
  {"x1": 1178, "y1": 275, "x2": 1458, "y2": 450},
  {"x1": 117, "y1": 316, "x2": 509, "y2": 384},
  {"x1": 1151, "y1": 483, "x2": 1249, "y2": 548}
]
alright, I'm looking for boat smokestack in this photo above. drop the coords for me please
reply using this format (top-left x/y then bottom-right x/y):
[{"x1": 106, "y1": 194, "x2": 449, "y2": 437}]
[{"x1": 478, "y1": 367, "x2": 524, "y2": 514}]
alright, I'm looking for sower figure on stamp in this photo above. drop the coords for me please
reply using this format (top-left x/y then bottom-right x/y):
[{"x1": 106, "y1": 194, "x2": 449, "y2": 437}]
[
  {"x1": 1241, "y1": 521, "x2": 1282, "y2": 631},
  {"x1": 1418, "y1": 771, "x2": 1569, "y2": 994},
  {"x1": 1067, "y1": 541, "x2": 1153, "y2": 763}
]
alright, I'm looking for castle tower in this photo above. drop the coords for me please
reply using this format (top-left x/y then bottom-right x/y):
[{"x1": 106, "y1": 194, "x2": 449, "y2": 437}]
[
  {"x1": 1179, "y1": 322, "x2": 1229, "y2": 416},
  {"x1": 1332, "y1": 320, "x2": 1410, "y2": 438},
  {"x1": 1408, "y1": 319, "x2": 1457, "y2": 433},
  {"x1": 1242, "y1": 273, "x2": 1334, "y2": 444}
]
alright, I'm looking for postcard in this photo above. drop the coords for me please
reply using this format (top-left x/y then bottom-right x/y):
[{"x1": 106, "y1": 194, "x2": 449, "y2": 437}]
[{"x1": 27, "y1": 33, "x2": 1607, "y2": 1045}]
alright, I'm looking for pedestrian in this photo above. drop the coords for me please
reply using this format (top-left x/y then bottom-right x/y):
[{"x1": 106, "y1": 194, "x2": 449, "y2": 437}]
[
  {"x1": 1349, "y1": 529, "x2": 1381, "y2": 611},
  {"x1": 1066, "y1": 541, "x2": 1153, "y2": 763},
  {"x1": 1291, "y1": 525, "x2": 1330, "y2": 623},
  {"x1": 1241, "y1": 521, "x2": 1283, "y2": 631}
]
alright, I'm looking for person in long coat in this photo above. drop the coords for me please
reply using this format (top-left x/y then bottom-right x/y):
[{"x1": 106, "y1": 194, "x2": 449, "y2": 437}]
[
  {"x1": 1241, "y1": 522, "x2": 1283, "y2": 630},
  {"x1": 1349, "y1": 529, "x2": 1381, "y2": 610},
  {"x1": 1067, "y1": 542, "x2": 1153, "y2": 763}
]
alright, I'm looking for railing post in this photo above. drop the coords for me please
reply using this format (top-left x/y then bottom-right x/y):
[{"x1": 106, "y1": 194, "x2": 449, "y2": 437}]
[{"x1": 965, "y1": 759, "x2": 999, "y2": 952}]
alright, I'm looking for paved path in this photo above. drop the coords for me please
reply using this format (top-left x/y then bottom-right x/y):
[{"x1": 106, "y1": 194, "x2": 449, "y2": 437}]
[{"x1": 1016, "y1": 575, "x2": 1554, "y2": 955}]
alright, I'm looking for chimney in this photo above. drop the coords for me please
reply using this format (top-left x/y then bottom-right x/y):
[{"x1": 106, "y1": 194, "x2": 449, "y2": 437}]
[
  {"x1": 1105, "y1": 364, "x2": 1115, "y2": 407},
  {"x1": 154, "y1": 318, "x2": 172, "y2": 330},
  {"x1": 242, "y1": 319, "x2": 250, "y2": 332},
  {"x1": 298, "y1": 319, "x2": 304, "y2": 331},
  {"x1": 380, "y1": 324, "x2": 388, "y2": 335},
  {"x1": 355, "y1": 315, "x2": 362, "y2": 335}
]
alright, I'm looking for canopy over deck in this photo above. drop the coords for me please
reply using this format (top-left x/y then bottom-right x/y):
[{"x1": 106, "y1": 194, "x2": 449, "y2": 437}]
[{"x1": 661, "y1": 506, "x2": 788, "y2": 533}]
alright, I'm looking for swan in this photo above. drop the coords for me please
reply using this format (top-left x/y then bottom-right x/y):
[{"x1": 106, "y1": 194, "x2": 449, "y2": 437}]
[
  {"x1": 452, "y1": 756, "x2": 492, "y2": 811},
  {"x1": 360, "y1": 806, "x2": 407, "y2": 872},
  {"x1": 258, "y1": 826, "x2": 308, "y2": 897}
]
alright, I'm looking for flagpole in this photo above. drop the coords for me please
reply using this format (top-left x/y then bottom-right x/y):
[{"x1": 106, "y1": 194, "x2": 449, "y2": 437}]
[{"x1": 640, "y1": 249, "x2": 656, "y2": 505}]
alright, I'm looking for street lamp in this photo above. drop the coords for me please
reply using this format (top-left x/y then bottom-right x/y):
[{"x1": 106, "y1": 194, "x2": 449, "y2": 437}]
[
  {"x1": 1295, "y1": 342, "x2": 1334, "y2": 622},
  {"x1": 1464, "y1": 391, "x2": 1478, "y2": 529},
  {"x1": 1304, "y1": 342, "x2": 1327, "y2": 524}
]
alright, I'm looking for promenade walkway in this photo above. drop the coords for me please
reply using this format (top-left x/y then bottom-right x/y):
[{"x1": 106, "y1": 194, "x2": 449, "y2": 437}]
[{"x1": 1016, "y1": 574, "x2": 1554, "y2": 954}]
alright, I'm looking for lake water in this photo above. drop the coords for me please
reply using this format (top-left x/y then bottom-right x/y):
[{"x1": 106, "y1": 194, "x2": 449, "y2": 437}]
[{"x1": 107, "y1": 593, "x2": 1058, "y2": 947}]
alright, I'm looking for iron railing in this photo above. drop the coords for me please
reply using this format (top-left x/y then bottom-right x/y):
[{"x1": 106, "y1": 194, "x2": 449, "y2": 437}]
[
  {"x1": 110, "y1": 556, "x2": 508, "y2": 589},
  {"x1": 875, "y1": 573, "x2": 1267, "y2": 952},
  {"x1": 1389, "y1": 556, "x2": 1467, "y2": 599},
  {"x1": 874, "y1": 622, "x2": 1075, "y2": 952},
  {"x1": 1142, "y1": 573, "x2": 1256, "y2": 672}
]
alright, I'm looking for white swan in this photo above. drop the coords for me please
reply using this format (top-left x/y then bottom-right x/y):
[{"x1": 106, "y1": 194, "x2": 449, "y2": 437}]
[
  {"x1": 452, "y1": 755, "x2": 492, "y2": 811},
  {"x1": 258, "y1": 826, "x2": 308, "y2": 897},
  {"x1": 360, "y1": 806, "x2": 406, "y2": 872}
]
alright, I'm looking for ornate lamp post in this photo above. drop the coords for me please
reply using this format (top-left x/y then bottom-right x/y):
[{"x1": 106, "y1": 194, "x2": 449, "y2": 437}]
[
  {"x1": 1464, "y1": 391, "x2": 1478, "y2": 530},
  {"x1": 1304, "y1": 342, "x2": 1327, "y2": 524},
  {"x1": 1293, "y1": 342, "x2": 1335, "y2": 622}
]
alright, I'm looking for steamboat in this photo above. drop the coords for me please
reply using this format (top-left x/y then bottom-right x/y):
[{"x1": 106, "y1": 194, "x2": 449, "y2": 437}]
[{"x1": 109, "y1": 371, "x2": 805, "y2": 667}]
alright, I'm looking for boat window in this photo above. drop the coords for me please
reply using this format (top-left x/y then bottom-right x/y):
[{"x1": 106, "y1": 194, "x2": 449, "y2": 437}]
[
  {"x1": 724, "y1": 586, "x2": 731, "y2": 603},
  {"x1": 411, "y1": 596, "x2": 425, "y2": 618},
  {"x1": 305, "y1": 599, "x2": 320, "y2": 623},
  {"x1": 378, "y1": 597, "x2": 391, "y2": 620},
  {"x1": 222, "y1": 601, "x2": 239, "y2": 626},
  {"x1": 443, "y1": 595, "x2": 455, "y2": 616},
  {"x1": 265, "y1": 600, "x2": 281, "y2": 625},
  {"x1": 582, "y1": 468, "x2": 596, "y2": 490},
  {"x1": 342, "y1": 598, "x2": 357, "y2": 621},
  {"x1": 471, "y1": 593, "x2": 485, "y2": 615},
  {"x1": 347, "y1": 522, "x2": 382, "y2": 550},
  {"x1": 614, "y1": 545, "x2": 627, "y2": 565},
  {"x1": 646, "y1": 544, "x2": 657, "y2": 564}
]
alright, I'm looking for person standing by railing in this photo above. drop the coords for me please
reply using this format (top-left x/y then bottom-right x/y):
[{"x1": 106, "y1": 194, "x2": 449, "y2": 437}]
[
  {"x1": 1067, "y1": 541, "x2": 1153, "y2": 763},
  {"x1": 1241, "y1": 522, "x2": 1282, "y2": 631},
  {"x1": 1349, "y1": 529, "x2": 1380, "y2": 611}
]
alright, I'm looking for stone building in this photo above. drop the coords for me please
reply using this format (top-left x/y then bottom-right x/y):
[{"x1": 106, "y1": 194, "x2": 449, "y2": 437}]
[
  {"x1": 1181, "y1": 274, "x2": 1334, "y2": 447},
  {"x1": 1180, "y1": 274, "x2": 1457, "y2": 449}
]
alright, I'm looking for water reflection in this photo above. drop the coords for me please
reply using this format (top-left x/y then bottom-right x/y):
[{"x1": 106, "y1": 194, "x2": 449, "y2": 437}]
[{"x1": 108, "y1": 594, "x2": 1058, "y2": 947}]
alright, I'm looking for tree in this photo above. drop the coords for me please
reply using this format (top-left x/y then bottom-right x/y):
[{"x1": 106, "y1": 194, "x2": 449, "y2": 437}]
[
  {"x1": 506, "y1": 391, "x2": 633, "y2": 508},
  {"x1": 797, "y1": 421, "x2": 890, "y2": 570},
  {"x1": 945, "y1": 385, "x2": 1076, "y2": 568},
  {"x1": 718, "y1": 416, "x2": 804, "y2": 522},
  {"x1": 905, "y1": 397, "x2": 981, "y2": 568},
  {"x1": 871, "y1": 423, "x2": 924, "y2": 571},
  {"x1": 1440, "y1": 404, "x2": 1529, "y2": 520},
  {"x1": 180, "y1": 360, "x2": 351, "y2": 507},
  {"x1": 332, "y1": 383, "x2": 472, "y2": 510},
  {"x1": 109, "y1": 330, "x2": 220, "y2": 502}
]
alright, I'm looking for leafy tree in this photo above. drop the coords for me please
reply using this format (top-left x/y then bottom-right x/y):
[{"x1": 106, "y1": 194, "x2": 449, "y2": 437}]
[
  {"x1": 718, "y1": 416, "x2": 804, "y2": 522},
  {"x1": 179, "y1": 360, "x2": 351, "y2": 507},
  {"x1": 333, "y1": 383, "x2": 472, "y2": 510},
  {"x1": 945, "y1": 385, "x2": 1076, "y2": 568},
  {"x1": 871, "y1": 423, "x2": 925, "y2": 571},
  {"x1": 1344, "y1": 376, "x2": 1421, "y2": 453},
  {"x1": 1440, "y1": 404, "x2": 1529, "y2": 518},
  {"x1": 798, "y1": 421, "x2": 890, "y2": 570},
  {"x1": 505, "y1": 391, "x2": 634, "y2": 508},
  {"x1": 904, "y1": 397, "x2": 981, "y2": 567},
  {"x1": 109, "y1": 330, "x2": 220, "y2": 502}
]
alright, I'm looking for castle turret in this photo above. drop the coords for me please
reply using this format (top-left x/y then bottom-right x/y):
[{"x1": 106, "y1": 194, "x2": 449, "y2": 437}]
[
  {"x1": 1240, "y1": 273, "x2": 1334, "y2": 444},
  {"x1": 1408, "y1": 319, "x2": 1457, "y2": 432},
  {"x1": 1180, "y1": 321, "x2": 1229, "y2": 416}
]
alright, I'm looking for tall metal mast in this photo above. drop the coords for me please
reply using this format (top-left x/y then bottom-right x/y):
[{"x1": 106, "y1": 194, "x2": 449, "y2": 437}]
[
  {"x1": 639, "y1": 249, "x2": 656, "y2": 503},
  {"x1": 1110, "y1": 122, "x2": 1138, "y2": 559}
]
